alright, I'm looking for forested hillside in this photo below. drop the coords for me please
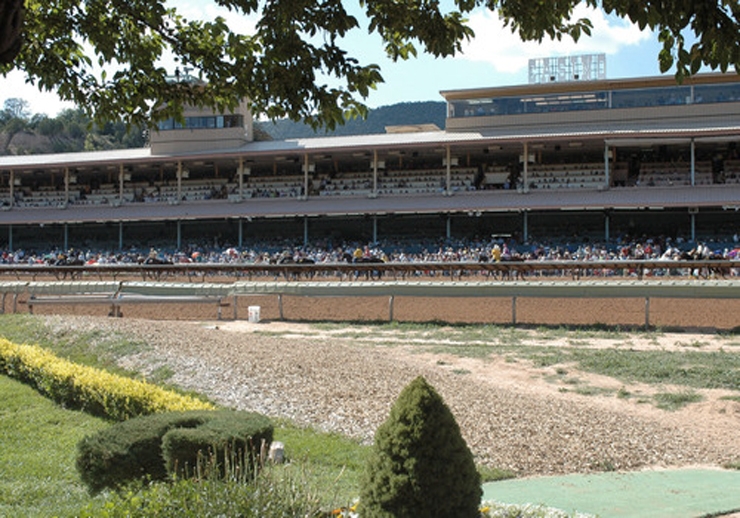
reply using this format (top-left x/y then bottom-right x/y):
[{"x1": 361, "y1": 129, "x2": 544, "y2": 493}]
[
  {"x1": 0, "y1": 99, "x2": 146, "y2": 155},
  {"x1": 257, "y1": 101, "x2": 446, "y2": 139},
  {"x1": 0, "y1": 98, "x2": 446, "y2": 155}
]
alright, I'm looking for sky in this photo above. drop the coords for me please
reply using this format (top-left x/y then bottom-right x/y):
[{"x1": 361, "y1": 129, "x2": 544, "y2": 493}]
[{"x1": 0, "y1": 3, "x2": 662, "y2": 118}]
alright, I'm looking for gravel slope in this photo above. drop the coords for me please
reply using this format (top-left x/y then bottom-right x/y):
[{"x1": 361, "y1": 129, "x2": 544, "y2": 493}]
[{"x1": 41, "y1": 315, "x2": 740, "y2": 477}]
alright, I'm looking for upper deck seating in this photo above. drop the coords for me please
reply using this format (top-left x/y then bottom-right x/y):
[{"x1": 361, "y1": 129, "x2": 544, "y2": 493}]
[{"x1": 526, "y1": 163, "x2": 606, "y2": 190}]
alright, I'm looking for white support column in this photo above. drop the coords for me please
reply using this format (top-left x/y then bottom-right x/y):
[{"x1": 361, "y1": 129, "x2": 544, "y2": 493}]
[
  {"x1": 64, "y1": 167, "x2": 70, "y2": 205},
  {"x1": 238, "y1": 219, "x2": 243, "y2": 248},
  {"x1": 303, "y1": 154, "x2": 309, "y2": 199},
  {"x1": 522, "y1": 142, "x2": 529, "y2": 192},
  {"x1": 9, "y1": 170, "x2": 14, "y2": 207},
  {"x1": 446, "y1": 214, "x2": 451, "y2": 239},
  {"x1": 119, "y1": 164, "x2": 124, "y2": 204},
  {"x1": 691, "y1": 212, "x2": 696, "y2": 242},
  {"x1": 605, "y1": 212, "x2": 610, "y2": 242},
  {"x1": 303, "y1": 216, "x2": 309, "y2": 245},
  {"x1": 63, "y1": 223, "x2": 68, "y2": 251},
  {"x1": 118, "y1": 222, "x2": 123, "y2": 251},
  {"x1": 445, "y1": 144, "x2": 452, "y2": 195},
  {"x1": 690, "y1": 138, "x2": 696, "y2": 186},
  {"x1": 177, "y1": 220, "x2": 182, "y2": 250},
  {"x1": 372, "y1": 149, "x2": 378, "y2": 196},
  {"x1": 604, "y1": 142, "x2": 610, "y2": 189},
  {"x1": 177, "y1": 161, "x2": 183, "y2": 202},
  {"x1": 644, "y1": 297, "x2": 650, "y2": 329},
  {"x1": 523, "y1": 211, "x2": 529, "y2": 242},
  {"x1": 238, "y1": 157, "x2": 244, "y2": 200}
]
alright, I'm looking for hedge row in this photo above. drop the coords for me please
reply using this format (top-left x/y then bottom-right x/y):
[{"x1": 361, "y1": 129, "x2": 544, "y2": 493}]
[
  {"x1": 76, "y1": 410, "x2": 274, "y2": 494},
  {"x1": 0, "y1": 338, "x2": 214, "y2": 420}
]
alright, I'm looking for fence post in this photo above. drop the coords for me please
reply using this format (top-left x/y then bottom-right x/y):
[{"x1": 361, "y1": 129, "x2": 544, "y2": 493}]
[
  {"x1": 512, "y1": 296, "x2": 517, "y2": 325},
  {"x1": 389, "y1": 295, "x2": 394, "y2": 322},
  {"x1": 278, "y1": 294, "x2": 284, "y2": 320},
  {"x1": 645, "y1": 296, "x2": 650, "y2": 329},
  {"x1": 233, "y1": 295, "x2": 238, "y2": 320}
]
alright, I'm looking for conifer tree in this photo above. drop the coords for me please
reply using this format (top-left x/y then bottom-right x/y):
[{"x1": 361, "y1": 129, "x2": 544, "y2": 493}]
[{"x1": 360, "y1": 375, "x2": 481, "y2": 518}]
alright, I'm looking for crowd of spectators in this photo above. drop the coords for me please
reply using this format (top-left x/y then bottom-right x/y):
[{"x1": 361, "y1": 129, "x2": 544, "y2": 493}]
[{"x1": 2, "y1": 234, "x2": 740, "y2": 278}]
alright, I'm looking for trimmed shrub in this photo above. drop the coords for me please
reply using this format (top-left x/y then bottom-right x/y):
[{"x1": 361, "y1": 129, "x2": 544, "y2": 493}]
[
  {"x1": 76, "y1": 410, "x2": 273, "y2": 494},
  {"x1": 162, "y1": 411, "x2": 273, "y2": 478},
  {"x1": 360, "y1": 375, "x2": 481, "y2": 517},
  {"x1": 0, "y1": 339, "x2": 214, "y2": 420}
]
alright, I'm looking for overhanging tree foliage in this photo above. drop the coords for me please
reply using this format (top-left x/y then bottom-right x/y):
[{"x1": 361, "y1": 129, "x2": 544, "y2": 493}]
[{"x1": 1, "y1": 1, "x2": 739, "y2": 129}]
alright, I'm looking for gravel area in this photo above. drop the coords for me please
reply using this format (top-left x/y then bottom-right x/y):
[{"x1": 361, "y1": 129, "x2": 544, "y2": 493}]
[{"x1": 39, "y1": 313, "x2": 740, "y2": 478}]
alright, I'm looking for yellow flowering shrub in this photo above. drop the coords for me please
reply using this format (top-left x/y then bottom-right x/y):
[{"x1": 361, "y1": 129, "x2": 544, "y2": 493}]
[{"x1": 0, "y1": 338, "x2": 213, "y2": 421}]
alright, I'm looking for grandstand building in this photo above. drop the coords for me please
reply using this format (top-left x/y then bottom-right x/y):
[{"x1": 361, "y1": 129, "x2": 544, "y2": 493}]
[{"x1": 2, "y1": 71, "x2": 740, "y2": 252}]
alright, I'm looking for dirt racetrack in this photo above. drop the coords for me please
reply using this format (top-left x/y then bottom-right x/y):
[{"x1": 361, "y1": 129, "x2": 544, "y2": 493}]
[{"x1": 22, "y1": 294, "x2": 740, "y2": 331}]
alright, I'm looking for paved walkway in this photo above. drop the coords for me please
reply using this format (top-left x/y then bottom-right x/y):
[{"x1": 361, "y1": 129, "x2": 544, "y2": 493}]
[{"x1": 482, "y1": 468, "x2": 740, "y2": 517}]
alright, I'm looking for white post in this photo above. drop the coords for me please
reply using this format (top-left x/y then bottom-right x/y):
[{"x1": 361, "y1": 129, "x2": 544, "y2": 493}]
[
  {"x1": 303, "y1": 154, "x2": 309, "y2": 199},
  {"x1": 64, "y1": 167, "x2": 70, "y2": 205},
  {"x1": 445, "y1": 144, "x2": 452, "y2": 195},
  {"x1": 522, "y1": 142, "x2": 529, "y2": 192},
  {"x1": 177, "y1": 161, "x2": 183, "y2": 202},
  {"x1": 118, "y1": 164, "x2": 124, "y2": 204},
  {"x1": 238, "y1": 157, "x2": 244, "y2": 200},
  {"x1": 9, "y1": 170, "x2": 14, "y2": 207},
  {"x1": 373, "y1": 149, "x2": 378, "y2": 196},
  {"x1": 690, "y1": 138, "x2": 696, "y2": 186}
]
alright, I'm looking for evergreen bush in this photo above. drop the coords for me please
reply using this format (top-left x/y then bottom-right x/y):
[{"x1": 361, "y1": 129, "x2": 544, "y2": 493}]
[
  {"x1": 76, "y1": 410, "x2": 272, "y2": 494},
  {"x1": 360, "y1": 375, "x2": 481, "y2": 517}
]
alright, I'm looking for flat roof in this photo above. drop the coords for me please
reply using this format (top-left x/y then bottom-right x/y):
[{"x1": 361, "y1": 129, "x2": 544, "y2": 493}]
[
  {"x1": 439, "y1": 72, "x2": 740, "y2": 101},
  {"x1": 3, "y1": 123, "x2": 740, "y2": 172}
]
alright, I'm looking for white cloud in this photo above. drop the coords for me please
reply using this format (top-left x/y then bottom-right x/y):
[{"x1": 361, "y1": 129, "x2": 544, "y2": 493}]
[
  {"x1": 0, "y1": 70, "x2": 76, "y2": 117},
  {"x1": 459, "y1": 5, "x2": 653, "y2": 74},
  {"x1": 168, "y1": 0, "x2": 257, "y2": 34}
]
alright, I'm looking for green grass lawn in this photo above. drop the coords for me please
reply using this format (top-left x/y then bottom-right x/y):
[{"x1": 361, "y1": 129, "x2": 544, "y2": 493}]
[
  {"x1": 0, "y1": 374, "x2": 370, "y2": 516},
  {"x1": 0, "y1": 375, "x2": 109, "y2": 518}
]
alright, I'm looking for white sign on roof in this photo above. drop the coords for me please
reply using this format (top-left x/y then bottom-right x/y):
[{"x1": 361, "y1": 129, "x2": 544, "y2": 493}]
[{"x1": 528, "y1": 54, "x2": 606, "y2": 84}]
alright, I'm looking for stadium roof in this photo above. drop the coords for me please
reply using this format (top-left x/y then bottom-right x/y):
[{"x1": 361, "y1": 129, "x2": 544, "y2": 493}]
[{"x1": 3, "y1": 122, "x2": 740, "y2": 172}]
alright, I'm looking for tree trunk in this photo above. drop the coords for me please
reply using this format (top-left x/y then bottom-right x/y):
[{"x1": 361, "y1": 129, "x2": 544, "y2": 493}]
[{"x1": 0, "y1": 0, "x2": 24, "y2": 64}]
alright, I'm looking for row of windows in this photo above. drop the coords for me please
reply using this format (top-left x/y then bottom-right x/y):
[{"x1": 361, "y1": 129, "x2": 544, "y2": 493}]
[
  {"x1": 449, "y1": 82, "x2": 740, "y2": 118},
  {"x1": 157, "y1": 114, "x2": 244, "y2": 131}
]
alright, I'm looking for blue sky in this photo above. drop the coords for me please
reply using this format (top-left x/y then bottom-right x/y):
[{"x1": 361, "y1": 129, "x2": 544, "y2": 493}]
[{"x1": 1, "y1": 3, "x2": 662, "y2": 118}]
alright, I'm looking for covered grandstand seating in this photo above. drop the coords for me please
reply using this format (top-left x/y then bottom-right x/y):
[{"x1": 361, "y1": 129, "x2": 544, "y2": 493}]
[{"x1": 527, "y1": 162, "x2": 606, "y2": 190}]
